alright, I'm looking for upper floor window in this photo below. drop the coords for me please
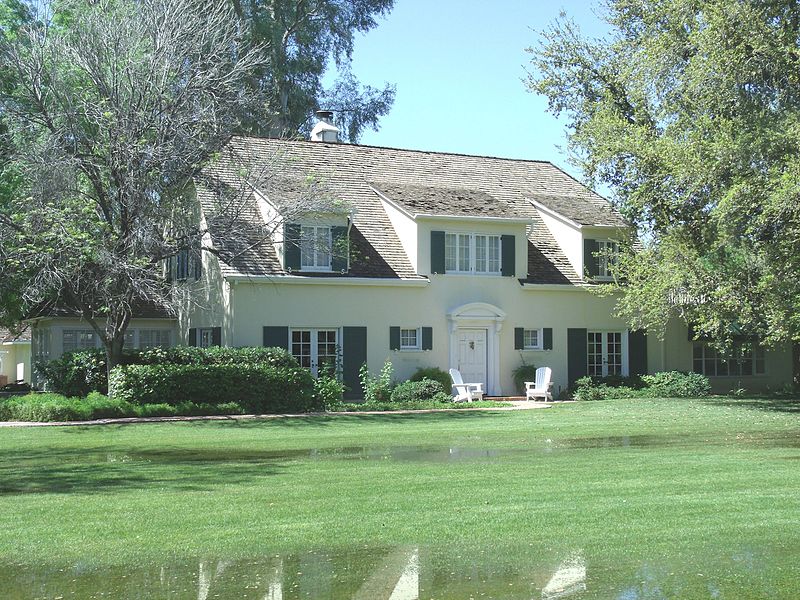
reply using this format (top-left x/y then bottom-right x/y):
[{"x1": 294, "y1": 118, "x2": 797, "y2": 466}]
[
  {"x1": 596, "y1": 240, "x2": 619, "y2": 279},
  {"x1": 300, "y1": 225, "x2": 332, "y2": 271},
  {"x1": 445, "y1": 233, "x2": 501, "y2": 275}
]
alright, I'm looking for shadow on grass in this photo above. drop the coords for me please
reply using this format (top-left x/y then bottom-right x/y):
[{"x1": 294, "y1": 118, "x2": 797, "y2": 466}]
[
  {"x1": 0, "y1": 445, "x2": 289, "y2": 496},
  {"x1": 702, "y1": 396, "x2": 800, "y2": 414}
]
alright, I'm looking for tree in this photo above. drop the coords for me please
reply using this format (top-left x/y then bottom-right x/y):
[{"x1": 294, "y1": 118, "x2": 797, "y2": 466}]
[
  {"x1": 0, "y1": 0, "x2": 274, "y2": 375},
  {"x1": 230, "y1": 0, "x2": 396, "y2": 142},
  {"x1": 527, "y1": 0, "x2": 800, "y2": 346}
]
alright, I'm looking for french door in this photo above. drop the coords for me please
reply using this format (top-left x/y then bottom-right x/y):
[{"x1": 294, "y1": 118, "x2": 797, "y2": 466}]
[
  {"x1": 291, "y1": 329, "x2": 339, "y2": 376},
  {"x1": 588, "y1": 331, "x2": 624, "y2": 376}
]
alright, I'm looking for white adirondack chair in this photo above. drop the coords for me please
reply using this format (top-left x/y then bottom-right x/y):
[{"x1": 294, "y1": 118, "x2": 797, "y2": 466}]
[
  {"x1": 525, "y1": 367, "x2": 553, "y2": 401},
  {"x1": 449, "y1": 368, "x2": 484, "y2": 402}
]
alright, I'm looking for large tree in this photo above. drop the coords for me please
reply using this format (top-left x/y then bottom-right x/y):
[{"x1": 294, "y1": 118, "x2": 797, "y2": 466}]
[
  {"x1": 0, "y1": 0, "x2": 273, "y2": 372},
  {"x1": 528, "y1": 0, "x2": 800, "y2": 346},
  {"x1": 230, "y1": 0, "x2": 396, "y2": 142}
]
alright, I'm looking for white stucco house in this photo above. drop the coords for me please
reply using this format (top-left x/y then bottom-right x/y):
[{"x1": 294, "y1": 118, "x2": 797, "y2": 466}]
[
  {"x1": 0, "y1": 327, "x2": 31, "y2": 385},
  {"x1": 28, "y1": 119, "x2": 797, "y2": 397}
]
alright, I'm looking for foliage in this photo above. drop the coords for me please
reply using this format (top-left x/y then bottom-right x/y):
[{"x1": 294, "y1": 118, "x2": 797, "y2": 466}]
[
  {"x1": 641, "y1": 371, "x2": 712, "y2": 398},
  {"x1": 409, "y1": 367, "x2": 451, "y2": 393},
  {"x1": 572, "y1": 371, "x2": 711, "y2": 401},
  {"x1": 109, "y1": 363, "x2": 319, "y2": 413},
  {"x1": 389, "y1": 378, "x2": 446, "y2": 403},
  {"x1": 359, "y1": 360, "x2": 394, "y2": 404},
  {"x1": 528, "y1": 0, "x2": 800, "y2": 347},
  {"x1": 0, "y1": 0, "x2": 266, "y2": 371},
  {"x1": 511, "y1": 362, "x2": 538, "y2": 395},
  {"x1": 36, "y1": 346, "x2": 298, "y2": 395},
  {"x1": 314, "y1": 373, "x2": 346, "y2": 411},
  {"x1": 0, "y1": 391, "x2": 133, "y2": 422},
  {"x1": 231, "y1": 0, "x2": 396, "y2": 141}
]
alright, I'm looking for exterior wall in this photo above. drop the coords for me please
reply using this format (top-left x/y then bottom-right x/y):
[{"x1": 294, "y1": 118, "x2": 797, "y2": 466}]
[
  {"x1": 230, "y1": 277, "x2": 638, "y2": 397},
  {"x1": 660, "y1": 319, "x2": 794, "y2": 393},
  {"x1": 379, "y1": 198, "x2": 418, "y2": 272},
  {"x1": 416, "y1": 218, "x2": 528, "y2": 278},
  {"x1": 536, "y1": 209, "x2": 583, "y2": 277},
  {"x1": 0, "y1": 342, "x2": 31, "y2": 384},
  {"x1": 180, "y1": 243, "x2": 232, "y2": 345}
]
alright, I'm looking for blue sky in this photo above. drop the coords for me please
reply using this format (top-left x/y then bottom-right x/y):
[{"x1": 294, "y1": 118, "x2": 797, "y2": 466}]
[{"x1": 331, "y1": 1, "x2": 610, "y2": 180}]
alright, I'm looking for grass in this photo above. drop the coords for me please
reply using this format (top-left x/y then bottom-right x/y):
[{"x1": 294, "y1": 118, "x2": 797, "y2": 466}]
[{"x1": 1, "y1": 396, "x2": 799, "y2": 598}]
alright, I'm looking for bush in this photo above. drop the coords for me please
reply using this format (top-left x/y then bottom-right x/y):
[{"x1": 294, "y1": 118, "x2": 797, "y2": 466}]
[
  {"x1": 641, "y1": 371, "x2": 711, "y2": 397},
  {"x1": 572, "y1": 371, "x2": 711, "y2": 400},
  {"x1": 359, "y1": 360, "x2": 394, "y2": 404},
  {"x1": 0, "y1": 392, "x2": 134, "y2": 422},
  {"x1": 410, "y1": 367, "x2": 451, "y2": 393},
  {"x1": 390, "y1": 378, "x2": 446, "y2": 403},
  {"x1": 511, "y1": 363, "x2": 538, "y2": 395},
  {"x1": 314, "y1": 374, "x2": 346, "y2": 411},
  {"x1": 109, "y1": 363, "x2": 320, "y2": 413},
  {"x1": 37, "y1": 346, "x2": 299, "y2": 396}
]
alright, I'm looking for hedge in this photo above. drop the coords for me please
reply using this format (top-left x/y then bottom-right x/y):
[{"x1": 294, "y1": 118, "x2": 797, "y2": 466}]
[
  {"x1": 573, "y1": 371, "x2": 711, "y2": 401},
  {"x1": 108, "y1": 363, "x2": 320, "y2": 413},
  {"x1": 37, "y1": 346, "x2": 298, "y2": 396},
  {"x1": 390, "y1": 378, "x2": 450, "y2": 403}
]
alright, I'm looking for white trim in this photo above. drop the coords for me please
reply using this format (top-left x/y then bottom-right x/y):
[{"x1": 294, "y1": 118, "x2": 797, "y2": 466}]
[
  {"x1": 226, "y1": 275, "x2": 429, "y2": 287},
  {"x1": 520, "y1": 283, "x2": 590, "y2": 292},
  {"x1": 447, "y1": 302, "x2": 506, "y2": 395}
]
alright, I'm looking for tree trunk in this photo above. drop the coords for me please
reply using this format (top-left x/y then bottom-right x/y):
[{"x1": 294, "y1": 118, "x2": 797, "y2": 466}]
[{"x1": 104, "y1": 333, "x2": 126, "y2": 397}]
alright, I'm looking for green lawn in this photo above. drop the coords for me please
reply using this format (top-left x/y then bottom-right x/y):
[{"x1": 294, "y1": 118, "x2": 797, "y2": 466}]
[{"x1": 1, "y1": 397, "x2": 799, "y2": 598}]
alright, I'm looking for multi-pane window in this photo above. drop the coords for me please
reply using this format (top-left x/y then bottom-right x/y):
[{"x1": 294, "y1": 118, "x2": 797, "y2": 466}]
[
  {"x1": 596, "y1": 240, "x2": 619, "y2": 279},
  {"x1": 292, "y1": 329, "x2": 339, "y2": 376},
  {"x1": 400, "y1": 328, "x2": 420, "y2": 350},
  {"x1": 523, "y1": 329, "x2": 542, "y2": 350},
  {"x1": 199, "y1": 328, "x2": 215, "y2": 348},
  {"x1": 692, "y1": 343, "x2": 766, "y2": 376},
  {"x1": 62, "y1": 329, "x2": 97, "y2": 352},
  {"x1": 445, "y1": 233, "x2": 501, "y2": 274},
  {"x1": 139, "y1": 329, "x2": 172, "y2": 349},
  {"x1": 588, "y1": 331, "x2": 623, "y2": 376},
  {"x1": 33, "y1": 328, "x2": 51, "y2": 362},
  {"x1": 300, "y1": 225, "x2": 332, "y2": 270}
]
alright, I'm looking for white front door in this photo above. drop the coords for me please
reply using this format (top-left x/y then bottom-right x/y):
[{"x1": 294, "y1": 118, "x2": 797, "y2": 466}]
[{"x1": 457, "y1": 329, "x2": 487, "y2": 387}]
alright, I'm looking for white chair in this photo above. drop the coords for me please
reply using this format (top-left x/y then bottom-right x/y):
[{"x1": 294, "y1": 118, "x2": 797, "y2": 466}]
[
  {"x1": 449, "y1": 368, "x2": 484, "y2": 402},
  {"x1": 525, "y1": 367, "x2": 553, "y2": 401}
]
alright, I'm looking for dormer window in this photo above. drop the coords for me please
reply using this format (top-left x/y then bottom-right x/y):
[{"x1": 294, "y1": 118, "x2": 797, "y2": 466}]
[
  {"x1": 584, "y1": 238, "x2": 619, "y2": 281},
  {"x1": 300, "y1": 225, "x2": 332, "y2": 271},
  {"x1": 444, "y1": 233, "x2": 501, "y2": 275}
]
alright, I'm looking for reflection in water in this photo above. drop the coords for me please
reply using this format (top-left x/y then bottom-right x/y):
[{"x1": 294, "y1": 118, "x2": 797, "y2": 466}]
[{"x1": 542, "y1": 553, "x2": 586, "y2": 599}]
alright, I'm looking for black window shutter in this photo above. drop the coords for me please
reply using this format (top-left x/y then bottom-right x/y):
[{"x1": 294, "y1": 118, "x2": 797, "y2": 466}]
[
  {"x1": 629, "y1": 330, "x2": 648, "y2": 375},
  {"x1": 514, "y1": 327, "x2": 524, "y2": 350},
  {"x1": 188, "y1": 328, "x2": 197, "y2": 347},
  {"x1": 193, "y1": 251, "x2": 202, "y2": 281},
  {"x1": 430, "y1": 231, "x2": 445, "y2": 274},
  {"x1": 331, "y1": 225, "x2": 348, "y2": 273},
  {"x1": 567, "y1": 328, "x2": 588, "y2": 386},
  {"x1": 263, "y1": 326, "x2": 289, "y2": 349},
  {"x1": 342, "y1": 327, "x2": 367, "y2": 400},
  {"x1": 284, "y1": 223, "x2": 301, "y2": 271},
  {"x1": 543, "y1": 328, "x2": 553, "y2": 350},
  {"x1": 211, "y1": 327, "x2": 221, "y2": 346},
  {"x1": 166, "y1": 256, "x2": 174, "y2": 282},
  {"x1": 584, "y1": 238, "x2": 599, "y2": 279},
  {"x1": 389, "y1": 326, "x2": 400, "y2": 350},
  {"x1": 422, "y1": 327, "x2": 433, "y2": 351},
  {"x1": 501, "y1": 235, "x2": 515, "y2": 277}
]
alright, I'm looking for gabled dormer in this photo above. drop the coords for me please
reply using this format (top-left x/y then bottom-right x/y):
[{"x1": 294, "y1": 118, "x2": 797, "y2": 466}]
[
  {"x1": 529, "y1": 197, "x2": 629, "y2": 282},
  {"x1": 372, "y1": 182, "x2": 531, "y2": 279}
]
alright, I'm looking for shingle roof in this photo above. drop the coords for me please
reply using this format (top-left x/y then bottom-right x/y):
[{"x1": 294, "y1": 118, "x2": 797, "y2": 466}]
[
  {"x1": 201, "y1": 138, "x2": 628, "y2": 284},
  {"x1": 0, "y1": 326, "x2": 31, "y2": 343}
]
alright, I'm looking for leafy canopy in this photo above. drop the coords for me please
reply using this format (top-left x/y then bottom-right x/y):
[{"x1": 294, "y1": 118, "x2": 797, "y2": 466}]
[{"x1": 528, "y1": 0, "x2": 800, "y2": 345}]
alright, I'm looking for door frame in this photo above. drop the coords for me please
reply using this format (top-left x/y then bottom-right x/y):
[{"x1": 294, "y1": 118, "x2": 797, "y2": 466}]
[
  {"x1": 587, "y1": 330, "x2": 629, "y2": 377},
  {"x1": 447, "y1": 302, "x2": 506, "y2": 395}
]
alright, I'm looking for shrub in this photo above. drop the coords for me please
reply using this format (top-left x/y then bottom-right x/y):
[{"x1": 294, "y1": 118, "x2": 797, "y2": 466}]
[
  {"x1": 109, "y1": 363, "x2": 319, "y2": 413},
  {"x1": 359, "y1": 360, "x2": 394, "y2": 404},
  {"x1": 410, "y1": 367, "x2": 451, "y2": 393},
  {"x1": 572, "y1": 371, "x2": 711, "y2": 400},
  {"x1": 641, "y1": 371, "x2": 711, "y2": 397},
  {"x1": 390, "y1": 378, "x2": 446, "y2": 403},
  {"x1": 0, "y1": 392, "x2": 134, "y2": 422},
  {"x1": 511, "y1": 363, "x2": 538, "y2": 395},
  {"x1": 37, "y1": 346, "x2": 299, "y2": 396},
  {"x1": 314, "y1": 374, "x2": 346, "y2": 411}
]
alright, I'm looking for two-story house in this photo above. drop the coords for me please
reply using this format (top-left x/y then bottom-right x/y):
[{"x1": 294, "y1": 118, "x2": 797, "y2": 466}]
[{"x1": 28, "y1": 118, "x2": 796, "y2": 397}]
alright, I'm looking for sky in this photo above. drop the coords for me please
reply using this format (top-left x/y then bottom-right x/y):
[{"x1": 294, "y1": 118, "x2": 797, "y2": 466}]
[{"x1": 329, "y1": 0, "x2": 611, "y2": 180}]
